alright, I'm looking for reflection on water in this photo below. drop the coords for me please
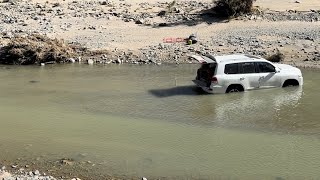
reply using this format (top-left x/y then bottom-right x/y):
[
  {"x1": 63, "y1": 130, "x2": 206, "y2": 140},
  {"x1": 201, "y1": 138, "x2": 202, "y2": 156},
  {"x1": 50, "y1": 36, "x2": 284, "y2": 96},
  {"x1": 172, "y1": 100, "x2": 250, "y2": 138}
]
[
  {"x1": 0, "y1": 64, "x2": 320, "y2": 179},
  {"x1": 214, "y1": 87, "x2": 304, "y2": 133}
]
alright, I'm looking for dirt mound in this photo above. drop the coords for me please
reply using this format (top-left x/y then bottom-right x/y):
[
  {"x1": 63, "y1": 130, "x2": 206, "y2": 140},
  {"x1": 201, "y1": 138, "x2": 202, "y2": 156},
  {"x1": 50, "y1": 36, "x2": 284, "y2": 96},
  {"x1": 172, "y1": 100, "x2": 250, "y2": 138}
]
[{"x1": 0, "y1": 34, "x2": 79, "y2": 65}]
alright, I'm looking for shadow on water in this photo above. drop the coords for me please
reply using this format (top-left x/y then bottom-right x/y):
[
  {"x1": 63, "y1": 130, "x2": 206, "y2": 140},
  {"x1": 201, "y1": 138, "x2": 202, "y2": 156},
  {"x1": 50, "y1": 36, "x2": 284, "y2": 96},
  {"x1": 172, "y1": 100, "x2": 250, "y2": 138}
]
[{"x1": 148, "y1": 85, "x2": 208, "y2": 97}]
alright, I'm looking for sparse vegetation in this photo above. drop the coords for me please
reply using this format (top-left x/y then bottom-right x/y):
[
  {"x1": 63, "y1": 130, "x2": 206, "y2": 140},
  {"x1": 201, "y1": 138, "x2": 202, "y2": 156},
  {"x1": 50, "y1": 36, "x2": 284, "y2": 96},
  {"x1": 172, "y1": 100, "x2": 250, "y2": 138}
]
[
  {"x1": 212, "y1": 0, "x2": 256, "y2": 18},
  {"x1": 0, "y1": 34, "x2": 77, "y2": 65},
  {"x1": 266, "y1": 50, "x2": 285, "y2": 62}
]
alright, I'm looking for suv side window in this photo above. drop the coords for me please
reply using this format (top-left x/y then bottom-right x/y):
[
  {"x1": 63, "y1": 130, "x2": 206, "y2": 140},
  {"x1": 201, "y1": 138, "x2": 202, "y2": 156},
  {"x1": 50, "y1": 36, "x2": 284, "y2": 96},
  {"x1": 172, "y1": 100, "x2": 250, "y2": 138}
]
[
  {"x1": 240, "y1": 62, "x2": 256, "y2": 74},
  {"x1": 256, "y1": 62, "x2": 275, "y2": 73},
  {"x1": 224, "y1": 63, "x2": 239, "y2": 74}
]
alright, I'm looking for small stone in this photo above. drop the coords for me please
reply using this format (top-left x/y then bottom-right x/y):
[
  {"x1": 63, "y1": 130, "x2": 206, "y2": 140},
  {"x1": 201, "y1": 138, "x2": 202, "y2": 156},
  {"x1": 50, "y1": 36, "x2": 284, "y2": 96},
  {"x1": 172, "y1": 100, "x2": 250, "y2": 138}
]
[
  {"x1": 115, "y1": 58, "x2": 122, "y2": 64},
  {"x1": 11, "y1": 165, "x2": 18, "y2": 168},
  {"x1": 3, "y1": 31, "x2": 13, "y2": 38},
  {"x1": 141, "y1": 177, "x2": 147, "y2": 180},
  {"x1": 25, "y1": 165, "x2": 29, "y2": 168},
  {"x1": 34, "y1": 170, "x2": 40, "y2": 175},
  {"x1": 60, "y1": 158, "x2": 74, "y2": 165},
  {"x1": 40, "y1": 63, "x2": 45, "y2": 66},
  {"x1": 87, "y1": 59, "x2": 94, "y2": 65},
  {"x1": 99, "y1": 0, "x2": 108, "y2": 5},
  {"x1": 67, "y1": 58, "x2": 76, "y2": 63}
]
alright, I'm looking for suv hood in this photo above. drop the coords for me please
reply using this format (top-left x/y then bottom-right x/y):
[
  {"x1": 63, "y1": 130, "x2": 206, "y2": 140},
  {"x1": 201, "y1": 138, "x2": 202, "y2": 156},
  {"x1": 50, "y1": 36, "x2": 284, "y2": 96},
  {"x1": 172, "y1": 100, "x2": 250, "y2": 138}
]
[
  {"x1": 275, "y1": 64, "x2": 302, "y2": 74},
  {"x1": 275, "y1": 64, "x2": 295, "y2": 69}
]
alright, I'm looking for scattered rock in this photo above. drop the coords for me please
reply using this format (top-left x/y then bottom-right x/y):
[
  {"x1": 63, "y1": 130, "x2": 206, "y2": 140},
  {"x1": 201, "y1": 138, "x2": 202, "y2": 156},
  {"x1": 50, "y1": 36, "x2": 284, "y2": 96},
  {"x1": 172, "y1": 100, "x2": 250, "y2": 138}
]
[
  {"x1": 2, "y1": 32, "x2": 14, "y2": 39},
  {"x1": 0, "y1": 172, "x2": 11, "y2": 179},
  {"x1": 67, "y1": 58, "x2": 76, "y2": 63},
  {"x1": 158, "y1": 23, "x2": 167, "y2": 27},
  {"x1": 60, "y1": 158, "x2": 74, "y2": 165},
  {"x1": 115, "y1": 58, "x2": 122, "y2": 64},
  {"x1": 135, "y1": 19, "x2": 145, "y2": 24},
  {"x1": 158, "y1": 10, "x2": 166, "y2": 16},
  {"x1": 34, "y1": 170, "x2": 40, "y2": 175}
]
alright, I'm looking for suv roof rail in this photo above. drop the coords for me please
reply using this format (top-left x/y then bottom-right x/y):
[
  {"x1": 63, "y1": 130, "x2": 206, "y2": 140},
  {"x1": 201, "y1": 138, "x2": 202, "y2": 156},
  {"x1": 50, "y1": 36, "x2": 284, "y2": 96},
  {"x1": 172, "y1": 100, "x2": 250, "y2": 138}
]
[{"x1": 244, "y1": 54, "x2": 262, "y2": 59}]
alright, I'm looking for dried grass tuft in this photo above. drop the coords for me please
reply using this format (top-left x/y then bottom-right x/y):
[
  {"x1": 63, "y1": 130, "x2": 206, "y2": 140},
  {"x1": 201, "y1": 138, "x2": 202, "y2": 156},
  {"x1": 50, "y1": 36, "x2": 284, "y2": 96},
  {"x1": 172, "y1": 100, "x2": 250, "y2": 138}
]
[{"x1": 0, "y1": 34, "x2": 79, "y2": 65}]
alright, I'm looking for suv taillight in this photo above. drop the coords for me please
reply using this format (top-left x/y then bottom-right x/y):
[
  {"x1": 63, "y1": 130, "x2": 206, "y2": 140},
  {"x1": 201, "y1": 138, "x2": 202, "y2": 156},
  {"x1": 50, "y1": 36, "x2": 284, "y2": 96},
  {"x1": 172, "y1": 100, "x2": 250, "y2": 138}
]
[{"x1": 211, "y1": 77, "x2": 218, "y2": 84}]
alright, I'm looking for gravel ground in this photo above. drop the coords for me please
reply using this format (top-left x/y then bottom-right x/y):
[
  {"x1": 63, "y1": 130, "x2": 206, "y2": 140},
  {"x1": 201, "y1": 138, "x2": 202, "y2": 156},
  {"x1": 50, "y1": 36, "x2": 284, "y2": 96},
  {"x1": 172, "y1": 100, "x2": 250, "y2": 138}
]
[
  {"x1": 0, "y1": 0, "x2": 319, "y2": 67},
  {"x1": 0, "y1": 167, "x2": 57, "y2": 180}
]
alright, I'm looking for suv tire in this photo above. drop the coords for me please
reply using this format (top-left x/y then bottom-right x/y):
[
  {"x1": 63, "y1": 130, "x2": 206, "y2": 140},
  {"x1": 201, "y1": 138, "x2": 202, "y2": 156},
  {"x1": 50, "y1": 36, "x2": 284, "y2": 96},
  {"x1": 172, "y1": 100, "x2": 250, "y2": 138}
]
[{"x1": 226, "y1": 85, "x2": 244, "y2": 93}]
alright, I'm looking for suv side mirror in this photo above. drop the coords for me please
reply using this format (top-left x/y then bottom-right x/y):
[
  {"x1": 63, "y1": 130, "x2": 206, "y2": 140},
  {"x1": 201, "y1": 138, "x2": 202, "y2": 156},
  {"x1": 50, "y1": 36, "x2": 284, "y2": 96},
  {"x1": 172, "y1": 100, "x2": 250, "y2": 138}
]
[{"x1": 275, "y1": 67, "x2": 281, "y2": 73}]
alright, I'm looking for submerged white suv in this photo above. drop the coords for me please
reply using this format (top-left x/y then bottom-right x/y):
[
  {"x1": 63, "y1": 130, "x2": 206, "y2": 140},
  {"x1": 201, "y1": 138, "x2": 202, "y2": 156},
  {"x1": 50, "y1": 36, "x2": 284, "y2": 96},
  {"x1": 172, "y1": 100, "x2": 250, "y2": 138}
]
[{"x1": 192, "y1": 54, "x2": 303, "y2": 93}]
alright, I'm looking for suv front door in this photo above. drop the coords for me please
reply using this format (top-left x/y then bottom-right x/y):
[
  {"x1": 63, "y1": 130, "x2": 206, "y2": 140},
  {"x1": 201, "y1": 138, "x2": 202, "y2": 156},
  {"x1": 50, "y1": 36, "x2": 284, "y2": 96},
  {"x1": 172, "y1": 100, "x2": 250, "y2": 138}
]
[{"x1": 256, "y1": 62, "x2": 281, "y2": 88}]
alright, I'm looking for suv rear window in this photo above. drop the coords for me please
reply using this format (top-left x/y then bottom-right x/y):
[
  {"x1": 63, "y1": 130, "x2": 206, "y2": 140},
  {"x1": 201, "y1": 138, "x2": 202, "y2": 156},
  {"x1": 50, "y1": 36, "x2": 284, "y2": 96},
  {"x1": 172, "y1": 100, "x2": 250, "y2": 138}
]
[
  {"x1": 225, "y1": 62, "x2": 257, "y2": 74},
  {"x1": 224, "y1": 63, "x2": 239, "y2": 74}
]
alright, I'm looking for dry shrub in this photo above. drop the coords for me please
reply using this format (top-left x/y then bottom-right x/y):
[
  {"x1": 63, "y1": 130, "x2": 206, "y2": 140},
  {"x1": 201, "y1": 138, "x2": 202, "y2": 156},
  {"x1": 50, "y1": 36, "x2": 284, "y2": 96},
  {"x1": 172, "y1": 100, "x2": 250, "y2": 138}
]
[
  {"x1": 266, "y1": 50, "x2": 285, "y2": 62},
  {"x1": 0, "y1": 34, "x2": 77, "y2": 65},
  {"x1": 212, "y1": 0, "x2": 256, "y2": 18}
]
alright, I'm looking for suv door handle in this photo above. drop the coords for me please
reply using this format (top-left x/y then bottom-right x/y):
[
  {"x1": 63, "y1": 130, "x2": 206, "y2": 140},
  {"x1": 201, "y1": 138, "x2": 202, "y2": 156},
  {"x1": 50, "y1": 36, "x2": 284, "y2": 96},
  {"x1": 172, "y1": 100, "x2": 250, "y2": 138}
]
[{"x1": 240, "y1": 77, "x2": 245, "y2": 81}]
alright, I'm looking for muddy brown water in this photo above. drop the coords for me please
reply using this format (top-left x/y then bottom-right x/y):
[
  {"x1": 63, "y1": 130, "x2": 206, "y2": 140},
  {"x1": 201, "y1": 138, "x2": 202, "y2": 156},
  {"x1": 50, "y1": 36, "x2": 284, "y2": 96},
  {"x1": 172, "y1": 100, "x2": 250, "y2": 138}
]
[{"x1": 0, "y1": 64, "x2": 319, "y2": 179}]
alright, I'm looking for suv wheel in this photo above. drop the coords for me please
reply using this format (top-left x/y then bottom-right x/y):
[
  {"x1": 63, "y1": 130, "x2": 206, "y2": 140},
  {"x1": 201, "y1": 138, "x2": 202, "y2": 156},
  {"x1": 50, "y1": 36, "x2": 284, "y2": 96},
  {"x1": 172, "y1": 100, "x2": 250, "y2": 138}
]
[{"x1": 226, "y1": 85, "x2": 244, "y2": 93}]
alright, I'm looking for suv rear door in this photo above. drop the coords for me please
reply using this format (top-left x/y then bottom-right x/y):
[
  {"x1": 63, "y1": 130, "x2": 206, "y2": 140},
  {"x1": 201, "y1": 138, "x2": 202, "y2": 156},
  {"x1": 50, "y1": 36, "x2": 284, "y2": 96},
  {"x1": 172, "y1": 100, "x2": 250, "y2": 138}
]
[
  {"x1": 224, "y1": 62, "x2": 260, "y2": 90},
  {"x1": 239, "y1": 62, "x2": 260, "y2": 89}
]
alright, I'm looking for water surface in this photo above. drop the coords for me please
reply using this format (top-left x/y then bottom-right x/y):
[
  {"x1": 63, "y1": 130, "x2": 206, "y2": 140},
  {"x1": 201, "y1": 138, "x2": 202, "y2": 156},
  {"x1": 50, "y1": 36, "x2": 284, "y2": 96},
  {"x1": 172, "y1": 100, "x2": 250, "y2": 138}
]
[{"x1": 0, "y1": 64, "x2": 319, "y2": 179}]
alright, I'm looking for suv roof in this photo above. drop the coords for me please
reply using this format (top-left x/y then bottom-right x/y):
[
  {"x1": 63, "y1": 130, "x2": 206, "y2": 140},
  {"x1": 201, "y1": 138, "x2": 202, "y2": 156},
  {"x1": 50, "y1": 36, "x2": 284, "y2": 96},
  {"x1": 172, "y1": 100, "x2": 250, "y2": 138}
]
[
  {"x1": 214, "y1": 54, "x2": 265, "y2": 64},
  {"x1": 191, "y1": 54, "x2": 267, "y2": 64}
]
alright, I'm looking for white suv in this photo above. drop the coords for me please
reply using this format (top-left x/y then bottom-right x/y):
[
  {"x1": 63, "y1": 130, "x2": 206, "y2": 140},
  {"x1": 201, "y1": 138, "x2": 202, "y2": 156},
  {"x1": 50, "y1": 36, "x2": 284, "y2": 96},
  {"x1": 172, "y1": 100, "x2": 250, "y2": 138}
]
[{"x1": 192, "y1": 54, "x2": 303, "y2": 93}]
